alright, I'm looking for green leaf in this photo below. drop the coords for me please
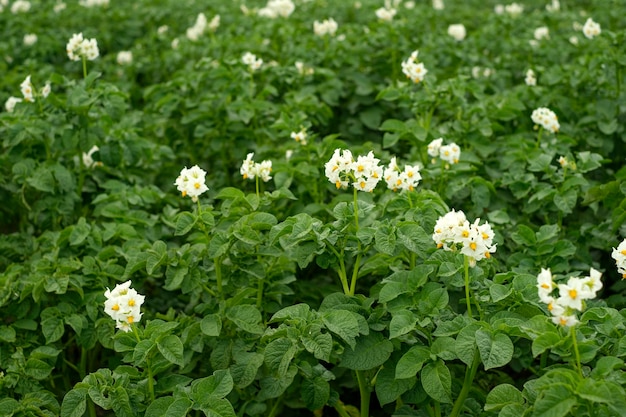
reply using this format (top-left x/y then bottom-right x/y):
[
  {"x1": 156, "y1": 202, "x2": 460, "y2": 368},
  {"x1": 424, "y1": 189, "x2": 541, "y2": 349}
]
[
  {"x1": 455, "y1": 324, "x2": 480, "y2": 366},
  {"x1": 476, "y1": 329, "x2": 513, "y2": 370},
  {"x1": 42, "y1": 316, "x2": 64, "y2": 344},
  {"x1": 70, "y1": 217, "x2": 91, "y2": 246},
  {"x1": 379, "y1": 119, "x2": 407, "y2": 133},
  {"x1": 396, "y1": 346, "x2": 431, "y2": 379},
  {"x1": 25, "y1": 358, "x2": 54, "y2": 380},
  {"x1": 197, "y1": 398, "x2": 236, "y2": 417},
  {"x1": 511, "y1": 224, "x2": 536, "y2": 246},
  {"x1": 145, "y1": 397, "x2": 175, "y2": 417},
  {"x1": 322, "y1": 310, "x2": 361, "y2": 349},
  {"x1": 230, "y1": 353, "x2": 264, "y2": 388},
  {"x1": 226, "y1": 305, "x2": 264, "y2": 335},
  {"x1": 301, "y1": 331, "x2": 333, "y2": 362},
  {"x1": 111, "y1": 386, "x2": 134, "y2": 417},
  {"x1": 489, "y1": 284, "x2": 512, "y2": 303},
  {"x1": 485, "y1": 384, "x2": 524, "y2": 411},
  {"x1": 421, "y1": 360, "x2": 452, "y2": 403},
  {"x1": 340, "y1": 332, "x2": 393, "y2": 370},
  {"x1": 389, "y1": 310, "x2": 417, "y2": 339},
  {"x1": 146, "y1": 240, "x2": 168, "y2": 275},
  {"x1": 264, "y1": 338, "x2": 297, "y2": 377},
  {"x1": 375, "y1": 225, "x2": 397, "y2": 255},
  {"x1": 532, "y1": 385, "x2": 577, "y2": 417},
  {"x1": 174, "y1": 212, "x2": 197, "y2": 236},
  {"x1": 60, "y1": 388, "x2": 87, "y2": 417},
  {"x1": 375, "y1": 363, "x2": 415, "y2": 406},
  {"x1": 191, "y1": 369, "x2": 234, "y2": 401},
  {"x1": 301, "y1": 377, "x2": 330, "y2": 410},
  {"x1": 157, "y1": 334, "x2": 185, "y2": 367},
  {"x1": 532, "y1": 332, "x2": 561, "y2": 357},
  {"x1": 165, "y1": 398, "x2": 192, "y2": 417},
  {"x1": 201, "y1": 314, "x2": 222, "y2": 337},
  {"x1": 576, "y1": 379, "x2": 616, "y2": 404},
  {"x1": 0, "y1": 325, "x2": 16, "y2": 343}
]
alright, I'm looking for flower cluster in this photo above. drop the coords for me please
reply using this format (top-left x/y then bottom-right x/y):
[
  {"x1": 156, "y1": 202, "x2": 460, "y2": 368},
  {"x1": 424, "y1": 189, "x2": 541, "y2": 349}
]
[
  {"x1": 79, "y1": 0, "x2": 109, "y2": 7},
  {"x1": 383, "y1": 157, "x2": 421, "y2": 192},
  {"x1": 494, "y1": 3, "x2": 523, "y2": 16},
  {"x1": 66, "y1": 33, "x2": 99, "y2": 61},
  {"x1": 241, "y1": 153, "x2": 272, "y2": 182},
  {"x1": 525, "y1": 69, "x2": 536, "y2": 86},
  {"x1": 448, "y1": 24, "x2": 466, "y2": 41},
  {"x1": 533, "y1": 26, "x2": 549, "y2": 41},
  {"x1": 432, "y1": 0, "x2": 444, "y2": 10},
  {"x1": 24, "y1": 34, "x2": 37, "y2": 46},
  {"x1": 375, "y1": 5, "x2": 396, "y2": 22},
  {"x1": 10, "y1": 0, "x2": 30, "y2": 13},
  {"x1": 116, "y1": 51, "x2": 133, "y2": 65},
  {"x1": 313, "y1": 18, "x2": 338, "y2": 37},
  {"x1": 611, "y1": 239, "x2": 626, "y2": 278},
  {"x1": 290, "y1": 128, "x2": 308, "y2": 145},
  {"x1": 104, "y1": 280, "x2": 145, "y2": 332},
  {"x1": 427, "y1": 138, "x2": 461, "y2": 166},
  {"x1": 186, "y1": 13, "x2": 220, "y2": 41},
  {"x1": 537, "y1": 268, "x2": 602, "y2": 327},
  {"x1": 432, "y1": 209, "x2": 496, "y2": 267},
  {"x1": 294, "y1": 61, "x2": 314, "y2": 76},
  {"x1": 531, "y1": 107, "x2": 560, "y2": 133},
  {"x1": 401, "y1": 50, "x2": 427, "y2": 84},
  {"x1": 5, "y1": 75, "x2": 50, "y2": 112},
  {"x1": 258, "y1": 0, "x2": 295, "y2": 18},
  {"x1": 582, "y1": 17, "x2": 601, "y2": 39},
  {"x1": 325, "y1": 149, "x2": 383, "y2": 192},
  {"x1": 174, "y1": 165, "x2": 209, "y2": 202},
  {"x1": 82, "y1": 145, "x2": 103, "y2": 168},
  {"x1": 242, "y1": 52, "x2": 263, "y2": 71}
]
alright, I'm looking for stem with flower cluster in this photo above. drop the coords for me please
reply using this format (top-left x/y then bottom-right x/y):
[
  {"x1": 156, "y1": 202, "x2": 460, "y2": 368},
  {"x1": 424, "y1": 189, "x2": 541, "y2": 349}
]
[
  {"x1": 463, "y1": 255, "x2": 473, "y2": 319},
  {"x1": 349, "y1": 187, "x2": 363, "y2": 296},
  {"x1": 82, "y1": 56, "x2": 88, "y2": 79},
  {"x1": 571, "y1": 326, "x2": 583, "y2": 377}
]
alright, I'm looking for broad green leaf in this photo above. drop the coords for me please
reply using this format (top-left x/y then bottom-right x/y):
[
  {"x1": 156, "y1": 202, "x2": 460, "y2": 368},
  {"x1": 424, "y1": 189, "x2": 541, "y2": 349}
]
[
  {"x1": 421, "y1": 360, "x2": 452, "y2": 404},
  {"x1": 322, "y1": 310, "x2": 361, "y2": 349},
  {"x1": 375, "y1": 363, "x2": 415, "y2": 406},
  {"x1": 157, "y1": 335, "x2": 185, "y2": 367},
  {"x1": 146, "y1": 240, "x2": 168, "y2": 275},
  {"x1": 264, "y1": 338, "x2": 297, "y2": 377},
  {"x1": 301, "y1": 377, "x2": 330, "y2": 410},
  {"x1": 270, "y1": 303, "x2": 311, "y2": 322},
  {"x1": 42, "y1": 316, "x2": 64, "y2": 344},
  {"x1": 70, "y1": 217, "x2": 91, "y2": 246},
  {"x1": 301, "y1": 331, "x2": 333, "y2": 362},
  {"x1": 396, "y1": 346, "x2": 431, "y2": 379},
  {"x1": 230, "y1": 353, "x2": 264, "y2": 388},
  {"x1": 532, "y1": 385, "x2": 577, "y2": 417},
  {"x1": 532, "y1": 332, "x2": 561, "y2": 357},
  {"x1": 576, "y1": 378, "x2": 617, "y2": 405},
  {"x1": 226, "y1": 305, "x2": 264, "y2": 334},
  {"x1": 340, "y1": 332, "x2": 393, "y2": 370},
  {"x1": 191, "y1": 370, "x2": 234, "y2": 401},
  {"x1": 174, "y1": 212, "x2": 197, "y2": 236},
  {"x1": 24, "y1": 358, "x2": 54, "y2": 380},
  {"x1": 165, "y1": 398, "x2": 192, "y2": 417},
  {"x1": 145, "y1": 397, "x2": 175, "y2": 417},
  {"x1": 197, "y1": 397, "x2": 236, "y2": 417},
  {"x1": 485, "y1": 384, "x2": 524, "y2": 411},
  {"x1": 201, "y1": 314, "x2": 222, "y2": 337},
  {"x1": 374, "y1": 225, "x2": 397, "y2": 255},
  {"x1": 60, "y1": 388, "x2": 87, "y2": 417},
  {"x1": 389, "y1": 310, "x2": 417, "y2": 339},
  {"x1": 111, "y1": 386, "x2": 134, "y2": 417},
  {"x1": 455, "y1": 324, "x2": 481, "y2": 366},
  {"x1": 0, "y1": 325, "x2": 16, "y2": 343},
  {"x1": 476, "y1": 329, "x2": 514, "y2": 369}
]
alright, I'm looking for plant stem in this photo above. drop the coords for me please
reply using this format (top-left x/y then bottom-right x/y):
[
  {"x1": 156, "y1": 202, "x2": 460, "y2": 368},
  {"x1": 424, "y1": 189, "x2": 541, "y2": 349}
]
[
  {"x1": 356, "y1": 370, "x2": 370, "y2": 417},
  {"x1": 349, "y1": 252, "x2": 362, "y2": 296},
  {"x1": 571, "y1": 326, "x2": 583, "y2": 378},
  {"x1": 450, "y1": 351, "x2": 480, "y2": 417},
  {"x1": 433, "y1": 401, "x2": 441, "y2": 417},
  {"x1": 349, "y1": 187, "x2": 362, "y2": 295},
  {"x1": 463, "y1": 255, "x2": 472, "y2": 319},
  {"x1": 267, "y1": 396, "x2": 282, "y2": 417},
  {"x1": 334, "y1": 401, "x2": 352, "y2": 417},
  {"x1": 82, "y1": 56, "x2": 88, "y2": 79},
  {"x1": 326, "y1": 242, "x2": 350, "y2": 294},
  {"x1": 255, "y1": 176, "x2": 260, "y2": 199},
  {"x1": 536, "y1": 127, "x2": 543, "y2": 149},
  {"x1": 79, "y1": 347, "x2": 88, "y2": 379}
]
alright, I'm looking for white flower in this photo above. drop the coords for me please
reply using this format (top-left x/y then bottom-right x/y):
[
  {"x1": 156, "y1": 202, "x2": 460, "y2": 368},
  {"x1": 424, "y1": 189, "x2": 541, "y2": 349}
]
[
  {"x1": 20, "y1": 75, "x2": 34, "y2": 102},
  {"x1": 439, "y1": 143, "x2": 461, "y2": 165},
  {"x1": 536, "y1": 268, "x2": 553, "y2": 303},
  {"x1": 494, "y1": 5, "x2": 504, "y2": 14},
  {"x1": 433, "y1": 211, "x2": 496, "y2": 266},
  {"x1": 157, "y1": 25, "x2": 169, "y2": 35},
  {"x1": 350, "y1": 151, "x2": 383, "y2": 192},
  {"x1": 534, "y1": 26, "x2": 549, "y2": 40},
  {"x1": 546, "y1": 0, "x2": 560, "y2": 12},
  {"x1": 384, "y1": 157, "x2": 421, "y2": 192},
  {"x1": 66, "y1": 33, "x2": 99, "y2": 61},
  {"x1": 525, "y1": 69, "x2": 536, "y2": 86},
  {"x1": 427, "y1": 138, "x2": 443, "y2": 158},
  {"x1": 242, "y1": 52, "x2": 263, "y2": 71},
  {"x1": 295, "y1": 61, "x2": 314, "y2": 76},
  {"x1": 504, "y1": 2, "x2": 523, "y2": 15},
  {"x1": 23, "y1": 34, "x2": 37, "y2": 46},
  {"x1": 82, "y1": 145, "x2": 102, "y2": 168},
  {"x1": 401, "y1": 50, "x2": 427, "y2": 84},
  {"x1": 556, "y1": 277, "x2": 591, "y2": 311},
  {"x1": 174, "y1": 165, "x2": 209, "y2": 201},
  {"x1": 551, "y1": 314, "x2": 579, "y2": 327},
  {"x1": 612, "y1": 239, "x2": 626, "y2": 278},
  {"x1": 325, "y1": 149, "x2": 353, "y2": 189},
  {"x1": 79, "y1": 0, "x2": 109, "y2": 7},
  {"x1": 116, "y1": 51, "x2": 133, "y2": 65},
  {"x1": 240, "y1": 153, "x2": 273, "y2": 182},
  {"x1": 41, "y1": 82, "x2": 51, "y2": 98},
  {"x1": 569, "y1": 36, "x2": 579, "y2": 46},
  {"x1": 531, "y1": 107, "x2": 560, "y2": 133},
  {"x1": 186, "y1": 13, "x2": 207, "y2": 41},
  {"x1": 448, "y1": 24, "x2": 466, "y2": 41},
  {"x1": 375, "y1": 7, "x2": 396, "y2": 22},
  {"x1": 258, "y1": 0, "x2": 295, "y2": 18},
  {"x1": 104, "y1": 280, "x2": 144, "y2": 332},
  {"x1": 208, "y1": 15, "x2": 220, "y2": 32},
  {"x1": 53, "y1": 2, "x2": 66, "y2": 13},
  {"x1": 291, "y1": 129, "x2": 308, "y2": 145},
  {"x1": 5, "y1": 96, "x2": 22, "y2": 113},
  {"x1": 432, "y1": 0, "x2": 444, "y2": 10},
  {"x1": 313, "y1": 18, "x2": 338, "y2": 37},
  {"x1": 404, "y1": 1, "x2": 415, "y2": 9},
  {"x1": 11, "y1": 0, "x2": 30, "y2": 13},
  {"x1": 582, "y1": 17, "x2": 601, "y2": 39},
  {"x1": 285, "y1": 150, "x2": 294, "y2": 161},
  {"x1": 171, "y1": 38, "x2": 180, "y2": 49}
]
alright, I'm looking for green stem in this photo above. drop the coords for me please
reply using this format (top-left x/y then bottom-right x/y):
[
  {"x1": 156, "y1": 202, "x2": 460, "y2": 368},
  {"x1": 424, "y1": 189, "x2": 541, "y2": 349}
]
[
  {"x1": 571, "y1": 326, "x2": 583, "y2": 378},
  {"x1": 87, "y1": 398, "x2": 97, "y2": 417},
  {"x1": 450, "y1": 351, "x2": 480, "y2": 417},
  {"x1": 255, "y1": 176, "x2": 260, "y2": 199},
  {"x1": 349, "y1": 252, "x2": 362, "y2": 296},
  {"x1": 464, "y1": 256, "x2": 472, "y2": 319},
  {"x1": 63, "y1": 358, "x2": 81, "y2": 375},
  {"x1": 326, "y1": 240, "x2": 350, "y2": 294},
  {"x1": 536, "y1": 127, "x2": 543, "y2": 149},
  {"x1": 356, "y1": 370, "x2": 370, "y2": 417},
  {"x1": 433, "y1": 401, "x2": 441, "y2": 417},
  {"x1": 79, "y1": 347, "x2": 88, "y2": 379},
  {"x1": 267, "y1": 396, "x2": 282, "y2": 417},
  {"x1": 353, "y1": 187, "x2": 360, "y2": 230},
  {"x1": 350, "y1": 187, "x2": 362, "y2": 295},
  {"x1": 82, "y1": 56, "x2": 87, "y2": 79},
  {"x1": 540, "y1": 351, "x2": 547, "y2": 371},
  {"x1": 201, "y1": 283, "x2": 217, "y2": 297},
  {"x1": 616, "y1": 62, "x2": 622, "y2": 98},
  {"x1": 334, "y1": 401, "x2": 352, "y2": 417}
]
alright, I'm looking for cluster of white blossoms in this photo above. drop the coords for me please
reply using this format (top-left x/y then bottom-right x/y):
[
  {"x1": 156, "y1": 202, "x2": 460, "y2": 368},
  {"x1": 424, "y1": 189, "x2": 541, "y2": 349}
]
[
  {"x1": 104, "y1": 281, "x2": 145, "y2": 332},
  {"x1": 258, "y1": 0, "x2": 295, "y2": 18},
  {"x1": 447, "y1": 24, "x2": 466, "y2": 41},
  {"x1": 294, "y1": 61, "x2": 314, "y2": 76},
  {"x1": 401, "y1": 50, "x2": 427, "y2": 84},
  {"x1": 525, "y1": 69, "x2": 537, "y2": 86},
  {"x1": 471, "y1": 66, "x2": 494, "y2": 79},
  {"x1": 546, "y1": 0, "x2": 560, "y2": 12},
  {"x1": 375, "y1": 4, "x2": 396, "y2": 22},
  {"x1": 79, "y1": 0, "x2": 109, "y2": 7},
  {"x1": 432, "y1": 209, "x2": 496, "y2": 267},
  {"x1": 325, "y1": 149, "x2": 383, "y2": 192},
  {"x1": 427, "y1": 138, "x2": 461, "y2": 166},
  {"x1": 494, "y1": 3, "x2": 523, "y2": 16},
  {"x1": 186, "y1": 13, "x2": 220, "y2": 41},
  {"x1": 313, "y1": 18, "x2": 338, "y2": 37},
  {"x1": 66, "y1": 33, "x2": 99, "y2": 61},
  {"x1": 23, "y1": 33, "x2": 37, "y2": 46},
  {"x1": 383, "y1": 157, "x2": 421, "y2": 192},
  {"x1": 82, "y1": 145, "x2": 103, "y2": 169},
  {"x1": 537, "y1": 267, "x2": 602, "y2": 327},
  {"x1": 291, "y1": 128, "x2": 308, "y2": 145},
  {"x1": 174, "y1": 165, "x2": 209, "y2": 202},
  {"x1": 582, "y1": 17, "x2": 601, "y2": 39},
  {"x1": 10, "y1": 0, "x2": 30, "y2": 13},
  {"x1": 611, "y1": 239, "x2": 626, "y2": 279},
  {"x1": 432, "y1": 0, "x2": 444, "y2": 10},
  {"x1": 5, "y1": 75, "x2": 50, "y2": 112},
  {"x1": 531, "y1": 107, "x2": 560, "y2": 133},
  {"x1": 116, "y1": 51, "x2": 133, "y2": 66},
  {"x1": 241, "y1": 153, "x2": 272, "y2": 182},
  {"x1": 534, "y1": 26, "x2": 549, "y2": 41},
  {"x1": 242, "y1": 52, "x2": 263, "y2": 71}
]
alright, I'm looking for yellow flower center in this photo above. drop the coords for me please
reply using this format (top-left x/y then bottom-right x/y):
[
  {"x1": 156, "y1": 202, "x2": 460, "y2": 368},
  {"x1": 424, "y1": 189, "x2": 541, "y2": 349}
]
[
  {"x1": 469, "y1": 242, "x2": 477, "y2": 251},
  {"x1": 357, "y1": 165, "x2": 364, "y2": 172},
  {"x1": 194, "y1": 182, "x2": 201, "y2": 189},
  {"x1": 359, "y1": 181, "x2": 366, "y2": 189},
  {"x1": 181, "y1": 190, "x2": 187, "y2": 197},
  {"x1": 128, "y1": 299, "x2": 135, "y2": 307},
  {"x1": 548, "y1": 302, "x2": 554, "y2": 311},
  {"x1": 484, "y1": 251, "x2": 490, "y2": 259},
  {"x1": 462, "y1": 231, "x2": 469, "y2": 238},
  {"x1": 621, "y1": 250, "x2": 626, "y2": 256},
  {"x1": 243, "y1": 173, "x2": 248, "y2": 179},
  {"x1": 127, "y1": 315, "x2": 134, "y2": 324},
  {"x1": 335, "y1": 180, "x2": 342, "y2": 189},
  {"x1": 437, "y1": 243, "x2": 443, "y2": 249},
  {"x1": 569, "y1": 289, "x2": 577, "y2": 299},
  {"x1": 112, "y1": 304, "x2": 119, "y2": 311},
  {"x1": 560, "y1": 317, "x2": 567, "y2": 326},
  {"x1": 408, "y1": 172, "x2": 413, "y2": 178},
  {"x1": 482, "y1": 232, "x2": 489, "y2": 240},
  {"x1": 541, "y1": 283, "x2": 550, "y2": 289}
]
